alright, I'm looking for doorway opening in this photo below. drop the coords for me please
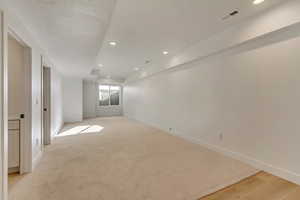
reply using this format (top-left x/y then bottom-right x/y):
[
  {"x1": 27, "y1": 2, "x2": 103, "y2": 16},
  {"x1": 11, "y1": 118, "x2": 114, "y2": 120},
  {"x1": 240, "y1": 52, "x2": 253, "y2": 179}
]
[
  {"x1": 42, "y1": 65, "x2": 51, "y2": 146},
  {"x1": 7, "y1": 30, "x2": 32, "y2": 191}
]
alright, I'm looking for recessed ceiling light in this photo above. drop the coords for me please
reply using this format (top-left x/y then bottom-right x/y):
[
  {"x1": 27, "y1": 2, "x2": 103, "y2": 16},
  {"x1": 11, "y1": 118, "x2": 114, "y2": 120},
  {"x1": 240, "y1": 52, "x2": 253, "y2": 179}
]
[
  {"x1": 163, "y1": 51, "x2": 169, "y2": 55},
  {"x1": 253, "y1": 0, "x2": 265, "y2": 5},
  {"x1": 134, "y1": 67, "x2": 140, "y2": 71},
  {"x1": 98, "y1": 64, "x2": 103, "y2": 67},
  {"x1": 109, "y1": 41, "x2": 117, "y2": 46}
]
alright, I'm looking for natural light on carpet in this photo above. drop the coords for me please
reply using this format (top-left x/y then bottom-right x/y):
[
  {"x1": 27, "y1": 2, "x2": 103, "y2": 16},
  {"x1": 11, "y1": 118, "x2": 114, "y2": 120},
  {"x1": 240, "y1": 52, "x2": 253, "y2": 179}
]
[{"x1": 56, "y1": 125, "x2": 104, "y2": 137}]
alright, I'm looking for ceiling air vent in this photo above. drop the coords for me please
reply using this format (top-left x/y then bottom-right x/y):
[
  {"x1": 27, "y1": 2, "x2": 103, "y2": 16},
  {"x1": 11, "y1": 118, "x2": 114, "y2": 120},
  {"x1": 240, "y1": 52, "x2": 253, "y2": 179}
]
[
  {"x1": 90, "y1": 68, "x2": 101, "y2": 76},
  {"x1": 222, "y1": 10, "x2": 239, "y2": 20}
]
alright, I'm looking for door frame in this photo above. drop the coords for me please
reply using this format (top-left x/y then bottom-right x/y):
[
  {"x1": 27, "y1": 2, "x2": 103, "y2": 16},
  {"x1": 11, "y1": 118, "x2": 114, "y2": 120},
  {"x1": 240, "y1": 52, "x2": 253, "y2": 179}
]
[
  {"x1": 0, "y1": 9, "x2": 8, "y2": 200},
  {"x1": 8, "y1": 28, "x2": 32, "y2": 174},
  {"x1": 0, "y1": 8, "x2": 32, "y2": 200}
]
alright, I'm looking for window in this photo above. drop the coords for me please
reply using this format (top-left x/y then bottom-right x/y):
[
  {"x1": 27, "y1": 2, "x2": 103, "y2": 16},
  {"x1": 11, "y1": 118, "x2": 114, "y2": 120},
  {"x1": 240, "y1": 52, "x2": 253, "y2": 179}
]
[
  {"x1": 99, "y1": 85, "x2": 121, "y2": 106},
  {"x1": 109, "y1": 86, "x2": 120, "y2": 105},
  {"x1": 99, "y1": 85, "x2": 110, "y2": 106}
]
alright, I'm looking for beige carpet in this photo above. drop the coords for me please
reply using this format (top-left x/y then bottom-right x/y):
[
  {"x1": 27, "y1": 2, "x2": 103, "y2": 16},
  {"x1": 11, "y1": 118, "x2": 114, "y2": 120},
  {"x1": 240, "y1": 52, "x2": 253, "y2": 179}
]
[{"x1": 9, "y1": 117, "x2": 258, "y2": 200}]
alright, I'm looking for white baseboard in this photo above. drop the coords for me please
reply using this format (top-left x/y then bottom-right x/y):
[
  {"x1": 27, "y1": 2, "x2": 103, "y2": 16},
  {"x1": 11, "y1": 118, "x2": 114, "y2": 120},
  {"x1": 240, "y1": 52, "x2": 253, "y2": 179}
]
[
  {"x1": 124, "y1": 115, "x2": 300, "y2": 185},
  {"x1": 170, "y1": 131, "x2": 300, "y2": 186},
  {"x1": 51, "y1": 121, "x2": 64, "y2": 140}
]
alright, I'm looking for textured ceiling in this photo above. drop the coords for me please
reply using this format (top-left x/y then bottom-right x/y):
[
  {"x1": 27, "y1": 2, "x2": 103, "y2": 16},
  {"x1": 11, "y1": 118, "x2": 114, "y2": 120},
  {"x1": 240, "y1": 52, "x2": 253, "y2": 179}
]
[
  {"x1": 8, "y1": 0, "x2": 116, "y2": 77},
  {"x1": 8, "y1": 0, "x2": 287, "y2": 80},
  {"x1": 97, "y1": 0, "x2": 286, "y2": 80}
]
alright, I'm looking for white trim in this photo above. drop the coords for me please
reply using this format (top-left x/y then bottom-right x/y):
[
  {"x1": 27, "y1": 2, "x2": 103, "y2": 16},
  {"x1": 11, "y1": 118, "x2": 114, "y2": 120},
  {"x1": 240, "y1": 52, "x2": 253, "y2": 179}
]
[
  {"x1": 51, "y1": 121, "x2": 63, "y2": 139},
  {"x1": 7, "y1": 27, "x2": 27, "y2": 48},
  {"x1": 42, "y1": 65, "x2": 51, "y2": 145},
  {"x1": 169, "y1": 132, "x2": 300, "y2": 186},
  {"x1": 7, "y1": 27, "x2": 33, "y2": 174},
  {"x1": 126, "y1": 116, "x2": 300, "y2": 186},
  {"x1": 0, "y1": 10, "x2": 8, "y2": 200},
  {"x1": 40, "y1": 56, "x2": 44, "y2": 149},
  {"x1": 23, "y1": 46, "x2": 32, "y2": 173},
  {"x1": 97, "y1": 84, "x2": 123, "y2": 117}
]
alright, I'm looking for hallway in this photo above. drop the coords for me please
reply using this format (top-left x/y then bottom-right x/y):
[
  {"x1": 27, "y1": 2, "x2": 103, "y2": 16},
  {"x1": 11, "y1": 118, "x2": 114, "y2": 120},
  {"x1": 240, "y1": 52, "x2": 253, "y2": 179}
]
[{"x1": 9, "y1": 117, "x2": 257, "y2": 200}]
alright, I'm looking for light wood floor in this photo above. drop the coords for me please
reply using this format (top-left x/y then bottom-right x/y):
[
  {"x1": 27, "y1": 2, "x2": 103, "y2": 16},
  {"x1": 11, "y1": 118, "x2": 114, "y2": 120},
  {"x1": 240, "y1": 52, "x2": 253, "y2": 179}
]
[{"x1": 199, "y1": 172, "x2": 300, "y2": 200}]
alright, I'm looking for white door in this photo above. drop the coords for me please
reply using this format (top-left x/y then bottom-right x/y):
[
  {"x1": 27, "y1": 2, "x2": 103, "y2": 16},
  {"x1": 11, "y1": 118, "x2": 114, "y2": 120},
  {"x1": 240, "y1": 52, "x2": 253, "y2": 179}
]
[{"x1": 42, "y1": 66, "x2": 51, "y2": 145}]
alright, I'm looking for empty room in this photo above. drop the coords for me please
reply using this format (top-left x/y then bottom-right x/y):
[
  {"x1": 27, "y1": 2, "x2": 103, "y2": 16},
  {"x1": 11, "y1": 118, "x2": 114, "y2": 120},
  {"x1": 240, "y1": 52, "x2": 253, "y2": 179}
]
[{"x1": 1, "y1": 0, "x2": 300, "y2": 199}]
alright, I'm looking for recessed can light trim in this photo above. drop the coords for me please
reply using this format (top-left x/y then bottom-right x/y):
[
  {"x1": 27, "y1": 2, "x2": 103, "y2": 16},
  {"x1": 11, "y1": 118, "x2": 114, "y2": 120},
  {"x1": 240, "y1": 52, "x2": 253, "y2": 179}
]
[
  {"x1": 253, "y1": 0, "x2": 265, "y2": 5},
  {"x1": 109, "y1": 41, "x2": 117, "y2": 46}
]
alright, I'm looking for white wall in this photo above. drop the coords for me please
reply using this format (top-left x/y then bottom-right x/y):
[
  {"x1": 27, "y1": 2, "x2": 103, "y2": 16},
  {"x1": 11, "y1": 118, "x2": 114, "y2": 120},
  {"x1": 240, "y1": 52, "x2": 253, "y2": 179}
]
[
  {"x1": 7, "y1": 9, "x2": 64, "y2": 168},
  {"x1": 2, "y1": 2, "x2": 62, "y2": 197},
  {"x1": 127, "y1": 0, "x2": 300, "y2": 82},
  {"x1": 83, "y1": 80, "x2": 97, "y2": 119},
  {"x1": 8, "y1": 36, "x2": 25, "y2": 117},
  {"x1": 63, "y1": 77, "x2": 83, "y2": 123},
  {"x1": 51, "y1": 69, "x2": 63, "y2": 137},
  {"x1": 124, "y1": 2, "x2": 300, "y2": 185},
  {"x1": 8, "y1": 12, "x2": 44, "y2": 165}
]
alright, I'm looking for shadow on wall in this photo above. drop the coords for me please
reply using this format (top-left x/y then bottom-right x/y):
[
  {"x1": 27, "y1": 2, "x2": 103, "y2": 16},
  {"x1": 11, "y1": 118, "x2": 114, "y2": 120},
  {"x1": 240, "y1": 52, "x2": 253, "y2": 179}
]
[{"x1": 55, "y1": 125, "x2": 104, "y2": 137}]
